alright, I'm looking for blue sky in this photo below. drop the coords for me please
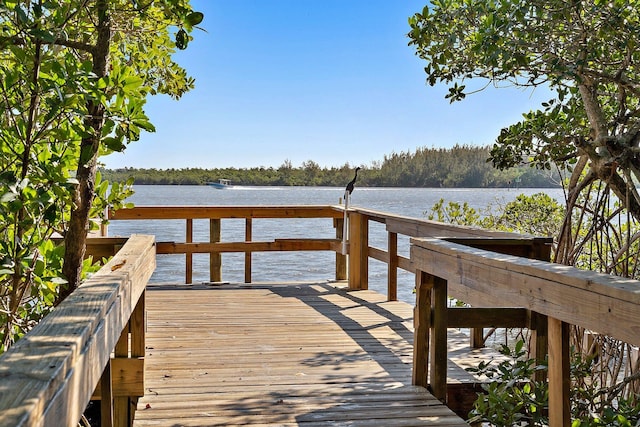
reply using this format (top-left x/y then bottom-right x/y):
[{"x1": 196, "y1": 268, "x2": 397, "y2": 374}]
[{"x1": 103, "y1": 0, "x2": 550, "y2": 170}]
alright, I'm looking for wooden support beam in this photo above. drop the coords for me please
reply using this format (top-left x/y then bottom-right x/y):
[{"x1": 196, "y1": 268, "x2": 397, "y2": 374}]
[
  {"x1": 446, "y1": 307, "x2": 529, "y2": 328},
  {"x1": 397, "y1": 255, "x2": 412, "y2": 273},
  {"x1": 156, "y1": 239, "x2": 338, "y2": 254}
]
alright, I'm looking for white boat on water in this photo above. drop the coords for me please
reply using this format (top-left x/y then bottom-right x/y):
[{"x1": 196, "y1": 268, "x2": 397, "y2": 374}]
[{"x1": 207, "y1": 179, "x2": 233, "y2": 189}]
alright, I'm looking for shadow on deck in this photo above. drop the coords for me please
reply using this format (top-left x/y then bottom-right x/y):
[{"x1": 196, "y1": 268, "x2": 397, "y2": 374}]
[{"x1": 133, "y1": 282, "x2": 474, "y2": 426}]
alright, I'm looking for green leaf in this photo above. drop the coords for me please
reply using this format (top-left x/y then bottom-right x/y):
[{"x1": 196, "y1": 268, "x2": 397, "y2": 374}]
[
  {"x1": 103, "y1": 136, "x2": 126, "y2": 152},
  {"x1": 14, "y1": 5, "x2": 28, "y2": 23},
  {"x1": 133, "y1": 119, "x2": 156, "y2": 133},
  {"x1": 175, "y1": 29, "x2": 188, "y2": 50},
  {"x1": 185, "y1": 11, "x2": 204, "y2": 26},
  {"x1": 123, "y1": 76, "x2": 143, "y2": 91},
  {"x1": 29, "y1": 29, "x2": 56, "y2": 43}
]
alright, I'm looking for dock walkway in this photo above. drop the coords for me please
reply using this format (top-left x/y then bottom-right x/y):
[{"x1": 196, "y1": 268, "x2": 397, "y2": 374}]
[{"x1": 133, "y1": 282, "x2": 473, "y2": 426}]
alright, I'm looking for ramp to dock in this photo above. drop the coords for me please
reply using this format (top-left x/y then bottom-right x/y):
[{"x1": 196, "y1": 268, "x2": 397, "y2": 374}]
[{"x1": 133, "y1": 282, "x2": 469, "y2": 426}]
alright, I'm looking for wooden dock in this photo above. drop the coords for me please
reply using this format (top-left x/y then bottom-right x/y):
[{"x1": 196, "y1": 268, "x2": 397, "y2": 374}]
[{"x1": 133, "y1": 282, "x2": 472, "y2": 426}]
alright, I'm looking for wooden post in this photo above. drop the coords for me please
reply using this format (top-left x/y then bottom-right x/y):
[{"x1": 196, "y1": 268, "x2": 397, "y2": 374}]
[
  {"x1": 335, "y1": 218, "x2": 347, "y2": 280},
  {"x1": 131, "y1": 292, "x2": 145, "y2": 357},
  {"x1": 532, "y1": 239, "x2": 552, "y2": 261},
  {"x1": 548, "y1": 317, "x2": 570, "y2": 427},
  {"x1": 100, "y1": 360, "x2": 114, "y2": 427},
  {"x1": 470, "y1": 324, "x2": 484, "y2": 349},
  {"x1": 430, "y1": 276, "x2": 448, "y2": 402},
  {"x1": 245, "y1": 218, "x2": 252, "y2": 283},
  {"x1": 529, "y1": 311, "x2": 548, "y2": 383},
  {"x1": 114, "y1": 325, "x2": 130, "y2": 427},
  {"x1": 388, "y1": 231, "x2": 398, "y2": 301},
  {"x1": 348, "y1": 212, "x2": 368, "y2": 290},
  {"x1": 129, "y1": 293, "x2": 145, "y2": 426},
  {"x1": 185, "y1": 218, "x2": 193, "y2": 284},
  {"x1": 210, "y1": 218, "x2": 221, "y2": 282},
  {"x1": 412, "y1": 270, "x2": 432, "y2": 387}
]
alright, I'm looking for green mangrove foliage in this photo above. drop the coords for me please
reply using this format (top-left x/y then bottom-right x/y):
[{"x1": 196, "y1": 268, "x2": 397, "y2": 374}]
[
  {"x1": 408, "y1": 0, "x2": 640, "y2": 262},
  {"x1": 0, "y1": 0, "x2": 201, "y2": 352},
  {"x1": 411, "y1": 0, "x2": 640, "y2": 421},
  {"x1": 101, "y1": 145, "x2": 563, "y2": 187},
  {"x1": 468, "y1": 340, "x2": 640, "y2": 426},
  {"x1": 427, "y1": 192, "x2": 565, "y2": 240}
]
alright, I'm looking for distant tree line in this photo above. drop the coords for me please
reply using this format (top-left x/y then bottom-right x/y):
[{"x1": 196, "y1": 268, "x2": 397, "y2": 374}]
[{"x1": 101, "y1": 144, "x2": 562, "y2": 187}]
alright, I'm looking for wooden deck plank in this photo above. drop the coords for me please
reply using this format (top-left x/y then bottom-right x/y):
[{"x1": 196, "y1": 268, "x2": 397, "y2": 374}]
[{"x1": 133, "y1": 282, "x2": 470, "y2": 426}]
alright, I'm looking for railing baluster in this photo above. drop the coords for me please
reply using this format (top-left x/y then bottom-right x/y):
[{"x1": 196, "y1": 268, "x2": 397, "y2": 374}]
[
  {"x1": 132, "y1": 292, "x2": 146, "y2": 357},
  {"x1": 335, "y1": 217, "x2": 347, "y2": 280},
  {"x1": 388, "y1": 231, "x2": 398, "y2": 301},
  {"x1": 245, "y1": 218, "x2": 252, "y2": 283},
  {"x1": 100, "y1": 361, "x2": 114, "y2": 427},
  {"x1": 114, "y1": 326, "x2": 130, "y2": 427},
  {"x1": 210, "y1": 218, "x2": 221, "y2": 282},
  {"x1": 185, "y1": 218, "x2": 193, "y2": 283},
  {"x1": 470, "y1": 326, "x2": 484, "y2": 348}
]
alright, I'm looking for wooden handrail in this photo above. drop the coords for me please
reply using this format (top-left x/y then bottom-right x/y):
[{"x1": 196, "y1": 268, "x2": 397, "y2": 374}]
[
  {"x1": 0, "y1": 235, "x2": 156, "y2": 427},
  {"x1": 109, "y1": 206, "x2": 347, "y2": 284},
  {"x1": 108, "y1": 205, "x2": 551, "y2": 302},
  {"x1": 109, "y1": 205, "x2": 344, "y2": 220},
  {"x1": 411, "y1": 237, "x2": 640, "y2": 427},
  {"x1": 347, "y1": 207, "x2": 552, "y2": 301}
]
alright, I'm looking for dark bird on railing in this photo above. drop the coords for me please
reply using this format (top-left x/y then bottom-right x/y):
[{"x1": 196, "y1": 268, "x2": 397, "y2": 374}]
[{"x1": 345, "y1": 167, "x2": 361, "y2": 195}]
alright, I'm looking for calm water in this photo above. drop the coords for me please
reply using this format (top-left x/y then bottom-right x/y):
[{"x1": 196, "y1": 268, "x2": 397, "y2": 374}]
[{"x1": 108, "y1": 186, "x2": 564, "y2": 303}]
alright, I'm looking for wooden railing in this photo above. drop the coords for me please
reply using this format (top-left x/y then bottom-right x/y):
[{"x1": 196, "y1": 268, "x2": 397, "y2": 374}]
[
  {"x1": 109, "y1": 206, "x2": 347, "y2": 284},
  {"x1": 411, "y1": 237, "x2": 640, "y2": 427},
  {"x1": 0, "y1": 235, "x2": 155, "y2": 427},
  {"x1": 347, "y1": 207, "x2": 552, "y2": 302},
  {"x1": 109, "y1": 206, "x2": 551, "y2": 304}
]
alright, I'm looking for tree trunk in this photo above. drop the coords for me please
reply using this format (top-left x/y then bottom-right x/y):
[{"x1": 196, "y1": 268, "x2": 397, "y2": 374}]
[{"x1": 58, "y1": 0, "x2": 111, "y2": 304}]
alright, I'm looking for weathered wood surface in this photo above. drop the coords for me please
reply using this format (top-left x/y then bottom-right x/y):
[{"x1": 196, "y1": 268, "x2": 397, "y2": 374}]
[
  {"x1": 411, "y1": 237, "x2": 640, "y2": 347},
  {"x1": 110, "y1": 206, "x2": 345, "y2": 220},
  {"x1": 156, "y1": 239, "x2": 341, "y2": 254},
  {"x1": 133, "y1": 283, "x2": 474, "y2": 426},
  {"x1": 357, "y1": 207, "x2": 543, "y2": 240},
  {"x1": 0, "y1": 235, "x2": 156, "y2": 427}
]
